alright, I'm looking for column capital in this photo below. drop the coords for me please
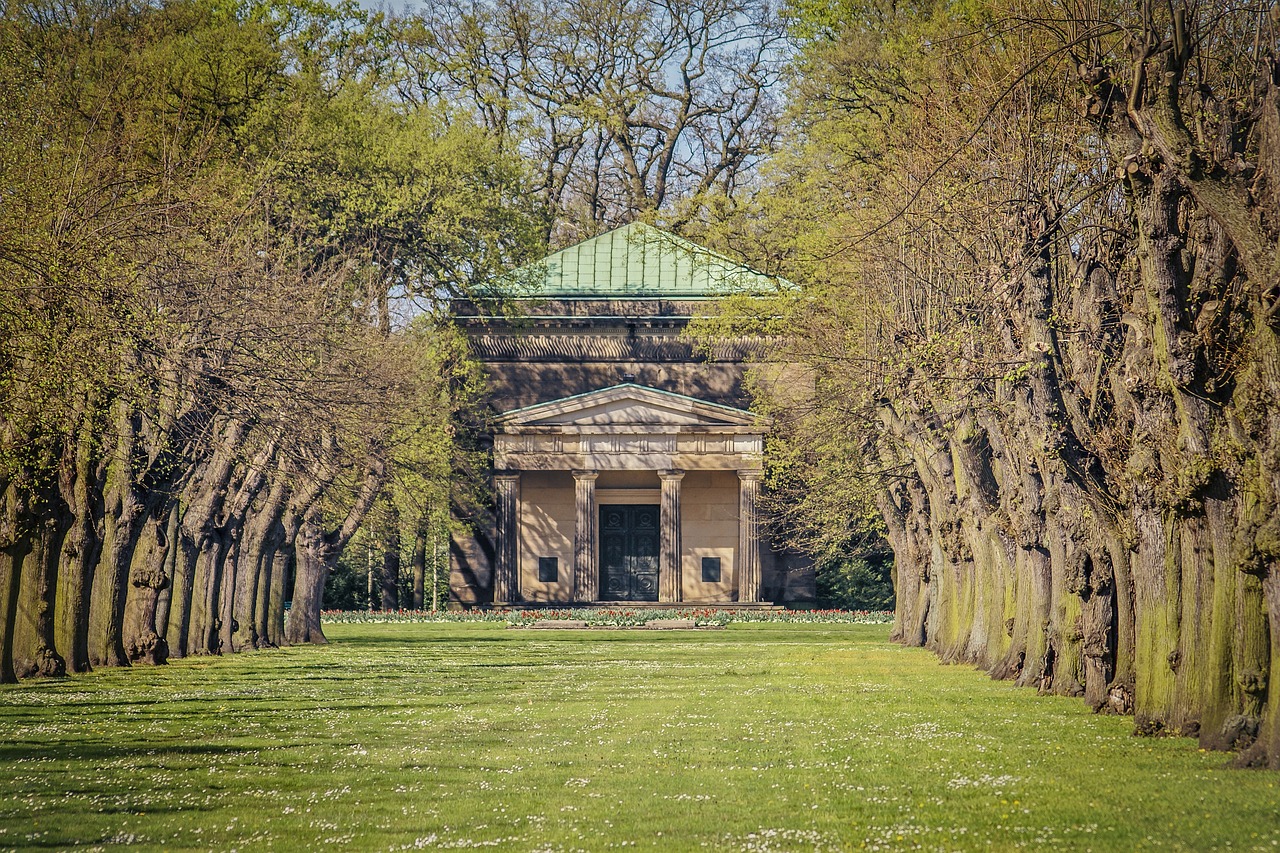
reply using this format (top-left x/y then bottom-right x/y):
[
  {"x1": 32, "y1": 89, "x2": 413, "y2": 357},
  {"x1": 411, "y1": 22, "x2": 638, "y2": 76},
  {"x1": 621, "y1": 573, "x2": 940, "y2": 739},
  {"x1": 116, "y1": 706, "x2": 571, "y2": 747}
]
[
  {"x1": 494, "y1": 470, "x2": 521, "y2": 483},
  {"x1": 658, "y1": 469, "x2": 686, "y2": 482},
  {"x1": 571, "y1": 469, "x2": 599, "y2": 481},
  {"x1": 737, "y1": 468, "x2": 765, "y2": 482}
]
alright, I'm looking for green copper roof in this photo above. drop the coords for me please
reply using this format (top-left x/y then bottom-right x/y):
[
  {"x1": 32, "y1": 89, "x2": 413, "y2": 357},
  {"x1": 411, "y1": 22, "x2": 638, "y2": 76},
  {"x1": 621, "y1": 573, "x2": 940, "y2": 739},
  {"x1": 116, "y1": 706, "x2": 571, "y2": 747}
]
[{"x1": 506, "y1": 223, "x2": 779, "y2": 299}]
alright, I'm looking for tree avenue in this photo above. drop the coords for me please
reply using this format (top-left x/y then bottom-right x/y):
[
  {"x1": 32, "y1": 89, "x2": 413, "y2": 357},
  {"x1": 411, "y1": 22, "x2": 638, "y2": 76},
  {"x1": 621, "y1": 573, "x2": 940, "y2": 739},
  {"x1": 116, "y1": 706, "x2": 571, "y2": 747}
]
[
  {"x1": 6, "y1": 0, "x2": 1280, "y2": 781},
  {"x1": 0, "y1": 0, "x2": 539, "y2": 676},
  {"x1": 711, "y1": 0, "x2": 1280, "y2": 767},
  {"x1": 0, "y1": 0, "x2": 781, "y2": 683}
]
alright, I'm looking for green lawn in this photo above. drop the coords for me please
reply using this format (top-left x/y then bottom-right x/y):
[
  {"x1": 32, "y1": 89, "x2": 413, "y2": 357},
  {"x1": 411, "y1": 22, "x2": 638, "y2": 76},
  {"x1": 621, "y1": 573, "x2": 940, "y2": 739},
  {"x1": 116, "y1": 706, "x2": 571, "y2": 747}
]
[{"x1": 1, "y1": 623, "x2": 1276, "y2": 851}]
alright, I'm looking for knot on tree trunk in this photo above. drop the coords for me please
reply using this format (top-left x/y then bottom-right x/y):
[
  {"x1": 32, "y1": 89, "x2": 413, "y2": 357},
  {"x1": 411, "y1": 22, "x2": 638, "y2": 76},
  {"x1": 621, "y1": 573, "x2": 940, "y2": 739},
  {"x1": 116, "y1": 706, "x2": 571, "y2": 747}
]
[
  {"x1": 130, "y1": 565, "x2": 169, "y2": 590},
  {"x1": 1108, "y1": 684, "x2": 1134, "y2": 716},
  {"x1": 127, "y1": 631, "x2": 169, "y2": 666},
  {"x1": 1238, "y1": 669, "x2": 1268, "y2": 696},
  {"x1": 33, "y1": 645, "x2": 66, "y2": 678},
  {"x1": 1218, "y1": 715, "x2": 1260, "y2": 751}
]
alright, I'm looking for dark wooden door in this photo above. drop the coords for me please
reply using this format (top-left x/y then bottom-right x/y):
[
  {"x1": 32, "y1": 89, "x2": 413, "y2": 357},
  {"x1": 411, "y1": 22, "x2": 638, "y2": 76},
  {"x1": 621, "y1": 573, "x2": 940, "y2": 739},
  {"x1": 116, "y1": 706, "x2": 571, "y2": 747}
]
[{"x1": 599, "y1": 504, "x2": 660, "y2": 601}]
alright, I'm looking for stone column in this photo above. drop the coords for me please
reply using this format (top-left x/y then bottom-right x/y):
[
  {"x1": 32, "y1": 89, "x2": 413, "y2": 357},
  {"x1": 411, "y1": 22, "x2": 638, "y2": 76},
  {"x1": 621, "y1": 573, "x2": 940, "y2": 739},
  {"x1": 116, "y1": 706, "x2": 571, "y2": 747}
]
[
  {"x1": 659, "y1": 469, "x2": 685, "y2": 603},
  {"x1": 493, "y1": 472, "x2": 520, "y2": 605},
  {"x1": 572, "y1": 470, "x2": 599, "y2": 603},
  {"x1": 737, "y1": 469, "x2": 763, "y2": 602}
]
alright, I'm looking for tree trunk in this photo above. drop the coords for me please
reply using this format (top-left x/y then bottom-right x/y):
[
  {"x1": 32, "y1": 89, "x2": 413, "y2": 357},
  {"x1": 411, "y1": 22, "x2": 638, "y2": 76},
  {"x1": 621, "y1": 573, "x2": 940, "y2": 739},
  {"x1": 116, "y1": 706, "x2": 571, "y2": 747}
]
[
  {"x1": 56, "y1": 418, "x2": 103, "y2": 674},
  {"x1": 165, "y1": 500, "x2": 195, "y2": 659},
  {"x1": 284, "y1": 448, "x2": 388, "y2": 644},
  {"x1": 234, "y1": 475, "x2": 289, "y2": 652},
  {"x1": 285, "y1": 506, "x2": 329, "y2": 645},
  {"x1": 12, "y1": 494, "x2": 67, "y2": 678},
  {"x1": 89, "y1": 405, "x2": 145, "y2": 669},
  {"x1": 266, "y1": 545, "x2": 290, "y2": 647},
  {"x1": 411, "y1": 519, "x2": 426, "y2": 610},
  {"x1": 0, "y1": 476, "x2": 33, "y2": 682},
  {"x1": 380, "y1": 501, "x2": 400, "y2": 610},
  {"x1": 122, "y1": 502, "x2": 171, "y2": 666},
  {"x1": 153, "y1": 503, "x2": 179, "y2": 641},
  {"x1": 181, "y1": 417, "x2": 251, "y2": 656},
  {"x1": 215, "y1": 437, "x2": 275, "y2": 654}
]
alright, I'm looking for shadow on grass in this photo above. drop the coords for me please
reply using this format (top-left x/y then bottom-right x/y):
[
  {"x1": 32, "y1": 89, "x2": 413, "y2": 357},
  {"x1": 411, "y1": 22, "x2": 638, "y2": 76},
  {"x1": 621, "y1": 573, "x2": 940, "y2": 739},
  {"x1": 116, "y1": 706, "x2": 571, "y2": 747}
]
[{"x1": 0, "y1": 741, "x2": 263, "y2": 764}]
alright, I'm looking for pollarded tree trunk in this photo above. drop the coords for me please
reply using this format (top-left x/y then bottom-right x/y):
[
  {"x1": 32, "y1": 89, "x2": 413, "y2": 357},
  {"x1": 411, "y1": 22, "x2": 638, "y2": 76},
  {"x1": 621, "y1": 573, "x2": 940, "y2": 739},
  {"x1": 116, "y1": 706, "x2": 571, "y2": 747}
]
[
  {"x1": 286, "y1": 506, "x2": 329, "y2": 645},
  {"x1": 12, "y1": 490, "x2": 67, "y2": 678},
  {"x1": 89, "y1": 404, "x2": 146, "y2": 669},
  {"x1": 1227, "y1": 72, "x2": 1280, "y2": 769},
  {"x1": 0, "y1": 475, "x2": 29, "y2": 683},
  {"x1": 233, "y1": 474, "x2": 288, "y2": 652},
  {"x1": 56, "y1": 417, "x2": 103, "y2": 674},
  {"x1": 265, "y1": 545, "x2": 290, "y2": 647},
  {"x1": 263, "y1": 470, "x2": 328, "y2": 648},
  {"x1": 1235, "y1": 324, "x2": 1280, "y2": 767},
  {"x1": 219, "y1": 538, "x2": 241, "y2": 654},
  {"x1": 152, "y1": 503, "x2": 179, "y2": 641},
  {"x1": 1247, "y1": 565, "x2": 1280, "y2": 768},
  {"x1": 121, "y1": 503, "x2": 171, "y2": 666},
  {"x1": 215, "y1": 437, "x2": 275, "y2": 654},
  {"x1": 251, "y1": 515, "x2": 287, "y2": 649},
  {"x1": 165, "y1": 502, "x2": 195, "y2": 659},
  {"x1": 878, "y1": 471, "x2": 931, "y2": 647},
  {"x1": 187, "y1": 525, "x2": 230, "y2": 656}
]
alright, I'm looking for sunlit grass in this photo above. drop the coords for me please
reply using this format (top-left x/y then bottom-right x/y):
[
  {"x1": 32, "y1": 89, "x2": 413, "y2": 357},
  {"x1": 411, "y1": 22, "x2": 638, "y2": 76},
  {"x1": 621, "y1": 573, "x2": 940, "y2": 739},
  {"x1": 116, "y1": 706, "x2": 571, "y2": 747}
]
[{"x1": 1, "y1": 623, "x2": 1275, "y2": 851}]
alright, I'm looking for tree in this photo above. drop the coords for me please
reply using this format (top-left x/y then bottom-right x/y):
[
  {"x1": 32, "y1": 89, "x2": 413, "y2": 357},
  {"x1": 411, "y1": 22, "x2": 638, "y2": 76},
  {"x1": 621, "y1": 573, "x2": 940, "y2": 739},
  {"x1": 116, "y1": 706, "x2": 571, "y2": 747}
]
[
  {"x1": 389, "y1": 0, "x2": 787, "y2": 243},
  {"x1": 0, "y1": 0, "x2": 542, "y2": 676},
  {"x1": 710, "y1": 0, "x2": 1280, "y2": 765}
]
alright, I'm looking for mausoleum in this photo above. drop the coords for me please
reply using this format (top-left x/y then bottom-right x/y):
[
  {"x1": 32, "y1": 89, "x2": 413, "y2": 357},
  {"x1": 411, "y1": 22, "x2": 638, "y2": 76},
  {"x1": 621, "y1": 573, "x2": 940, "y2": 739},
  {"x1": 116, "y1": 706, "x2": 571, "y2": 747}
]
[{"x1": 450, "y1": 223, "x2": 813, "y2": 606}]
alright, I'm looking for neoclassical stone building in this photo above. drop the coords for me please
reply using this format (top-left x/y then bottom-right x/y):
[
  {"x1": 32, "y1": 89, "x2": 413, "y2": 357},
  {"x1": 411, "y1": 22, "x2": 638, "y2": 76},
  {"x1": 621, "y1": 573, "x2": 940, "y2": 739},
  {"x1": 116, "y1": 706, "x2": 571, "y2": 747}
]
[{"x1": 450, "y1": 223, "x2": 812, "y2": 606}]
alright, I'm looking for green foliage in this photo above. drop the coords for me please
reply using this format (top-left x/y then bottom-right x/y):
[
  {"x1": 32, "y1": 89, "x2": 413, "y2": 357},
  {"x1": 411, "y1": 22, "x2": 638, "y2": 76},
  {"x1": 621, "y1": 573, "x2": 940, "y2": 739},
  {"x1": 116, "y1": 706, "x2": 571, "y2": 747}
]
[
  {"x1": 815, "y1": 549, "x2": 895, "y2": 611},
  {"x1": 323, "y1": 550, "x2": 368, "y2": 610},
  {"x1": 1, "y1": 623, "x2": 1275, "y2": 848}
]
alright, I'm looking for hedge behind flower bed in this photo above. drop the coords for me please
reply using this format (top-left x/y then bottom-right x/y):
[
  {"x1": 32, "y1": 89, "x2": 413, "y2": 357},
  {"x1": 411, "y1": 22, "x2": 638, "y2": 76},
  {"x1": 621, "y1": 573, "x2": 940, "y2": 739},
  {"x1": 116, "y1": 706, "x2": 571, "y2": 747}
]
[{"x1": 321, "y1": 608, "x2": 893, "y2": 627}]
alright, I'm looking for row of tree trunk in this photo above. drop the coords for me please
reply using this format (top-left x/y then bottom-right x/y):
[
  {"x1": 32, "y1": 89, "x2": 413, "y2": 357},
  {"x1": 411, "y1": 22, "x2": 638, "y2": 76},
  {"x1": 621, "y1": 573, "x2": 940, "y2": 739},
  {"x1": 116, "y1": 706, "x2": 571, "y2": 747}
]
[
  {"x1": 875, "y1": 16, "x2": 1280, "y2": 767},
  {"x1": 738, "y1": 1, "x2": 1280, "y2": 770},
  {"x1": 0, "y1": 0, "x2": 526, "y2": 684},
  {"x1": 0, "y1": 408, "x2": 388, "y2": 681}
]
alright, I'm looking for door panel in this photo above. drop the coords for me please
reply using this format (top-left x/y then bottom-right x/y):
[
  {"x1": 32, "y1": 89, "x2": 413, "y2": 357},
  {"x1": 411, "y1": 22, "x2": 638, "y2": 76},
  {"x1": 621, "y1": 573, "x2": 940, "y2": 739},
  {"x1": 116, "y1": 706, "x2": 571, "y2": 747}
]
[{"x1": 599, "y1": 504, "x2": 660, "y2": 601}]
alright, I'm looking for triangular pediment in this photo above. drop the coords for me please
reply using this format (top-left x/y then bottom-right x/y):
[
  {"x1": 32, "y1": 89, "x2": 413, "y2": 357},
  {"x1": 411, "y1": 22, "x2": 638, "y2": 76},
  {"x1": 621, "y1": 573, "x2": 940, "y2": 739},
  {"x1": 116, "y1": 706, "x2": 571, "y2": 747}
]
[{"x1": 498, "y1": 384, "x2": 760, "y2": 428}]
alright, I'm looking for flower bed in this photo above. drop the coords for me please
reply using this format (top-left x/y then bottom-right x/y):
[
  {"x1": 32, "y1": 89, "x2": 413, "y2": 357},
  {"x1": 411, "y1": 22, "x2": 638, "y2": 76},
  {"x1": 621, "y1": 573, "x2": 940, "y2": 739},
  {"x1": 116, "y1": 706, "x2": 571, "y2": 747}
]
[{"x1": 320, "y1": 607, "x2": 893, "y2": 627}]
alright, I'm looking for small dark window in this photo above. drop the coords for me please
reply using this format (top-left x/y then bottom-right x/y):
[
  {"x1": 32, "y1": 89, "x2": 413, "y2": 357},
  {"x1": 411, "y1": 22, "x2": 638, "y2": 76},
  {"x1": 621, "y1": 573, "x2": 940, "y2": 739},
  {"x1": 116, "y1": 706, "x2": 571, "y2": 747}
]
[
  {"x1": 538, "y1": 556, "x2": 559, "y2": 582},
  {"x1": 701, "y1": 556, "x2": 722, "y2": 583}
]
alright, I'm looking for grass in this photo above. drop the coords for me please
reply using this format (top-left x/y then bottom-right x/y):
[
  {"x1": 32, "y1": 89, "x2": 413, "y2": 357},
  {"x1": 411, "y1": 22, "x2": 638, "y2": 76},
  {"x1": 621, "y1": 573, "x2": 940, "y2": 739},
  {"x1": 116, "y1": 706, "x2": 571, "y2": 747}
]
[{"x1": 0, "y1": 623, "x2": 1276, "y2": 851}]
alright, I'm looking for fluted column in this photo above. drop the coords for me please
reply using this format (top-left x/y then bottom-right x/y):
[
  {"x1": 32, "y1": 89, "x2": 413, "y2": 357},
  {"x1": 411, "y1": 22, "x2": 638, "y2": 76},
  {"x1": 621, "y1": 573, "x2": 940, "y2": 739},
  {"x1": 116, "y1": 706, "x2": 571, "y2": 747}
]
[
  {"x1": 737, "y1": 469, "x2": 763, "y2": 602},
  {"x1": 493, "y1": 472, "x2": 520, "y2": 605},
  {"x1": 659, "y1": 469, "x2": 685, "y2": 603},
  {"x1": 573, "y1": 470, "x2": 599, "y2": 603}
]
